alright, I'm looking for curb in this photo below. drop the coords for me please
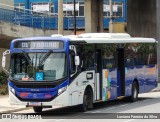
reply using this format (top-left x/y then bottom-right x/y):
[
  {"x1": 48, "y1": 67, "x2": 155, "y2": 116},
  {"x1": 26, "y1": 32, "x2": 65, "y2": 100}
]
[
  {"x1": 151, "y1": 89, "x2": 160, "y2": 92},
  {"x1": 0, "y1": 107, "x2": 32, "y2": 114}
]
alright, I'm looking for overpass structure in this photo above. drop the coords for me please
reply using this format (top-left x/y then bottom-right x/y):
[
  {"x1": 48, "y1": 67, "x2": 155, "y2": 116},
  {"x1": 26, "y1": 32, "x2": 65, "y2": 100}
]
[{"x1": 1, "y1": 0, "x2": 160, "y2": 74}]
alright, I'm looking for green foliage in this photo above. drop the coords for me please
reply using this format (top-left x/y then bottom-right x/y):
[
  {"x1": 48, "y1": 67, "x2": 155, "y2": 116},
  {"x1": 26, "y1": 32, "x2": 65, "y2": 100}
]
[
  {"x1": 0, "y1": 71, "x2": 8, "y2": 95},
  {"x1": 0, "y1": 71, "x2": 7, "y2": 85},
  {"x1": 0, "y1": 84, "x2": 8, "y2": 95}
]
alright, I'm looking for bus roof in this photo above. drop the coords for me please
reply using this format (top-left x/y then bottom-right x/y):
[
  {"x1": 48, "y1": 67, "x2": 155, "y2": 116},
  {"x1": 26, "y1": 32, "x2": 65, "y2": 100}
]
[{"x1": 65, "y1": 33, "x2": 157, "y2": 44}]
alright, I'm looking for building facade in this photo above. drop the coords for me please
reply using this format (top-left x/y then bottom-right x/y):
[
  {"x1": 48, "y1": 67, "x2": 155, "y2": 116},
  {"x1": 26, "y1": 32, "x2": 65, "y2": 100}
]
[{"x1": 14, "y1": 0, "x2": 127, "y2": 31}]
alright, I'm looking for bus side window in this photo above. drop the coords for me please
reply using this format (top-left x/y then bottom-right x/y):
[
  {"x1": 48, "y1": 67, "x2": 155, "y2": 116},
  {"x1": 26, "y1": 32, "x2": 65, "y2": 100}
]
[
  {"x1": 102, "y1": 44, "x2": 116, "y2": 69},
  {"x1": 82, "y1": 45, "x2": 95, "y2": 69},
  {"x1": 148, "y1": 44, "x2": 157, "y2": 65},
  {"x1": 70, "y1": 51, "x2": 76, "y2": 74}
]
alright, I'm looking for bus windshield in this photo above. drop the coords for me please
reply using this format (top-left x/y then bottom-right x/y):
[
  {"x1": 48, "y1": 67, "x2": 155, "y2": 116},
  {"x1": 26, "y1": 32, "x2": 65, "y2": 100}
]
[{"x1": 10, "y1": 52, "x2": 67, "y2": 81}]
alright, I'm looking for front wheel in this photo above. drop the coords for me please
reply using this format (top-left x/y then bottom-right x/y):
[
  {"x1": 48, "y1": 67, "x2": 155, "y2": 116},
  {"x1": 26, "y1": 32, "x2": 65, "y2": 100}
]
[
  {"x1": 33, "y1": 106, "x2": 43, "y2": 113},
  {"x1": 79, "y1": 88, "x2": 93, "y2": 112}
]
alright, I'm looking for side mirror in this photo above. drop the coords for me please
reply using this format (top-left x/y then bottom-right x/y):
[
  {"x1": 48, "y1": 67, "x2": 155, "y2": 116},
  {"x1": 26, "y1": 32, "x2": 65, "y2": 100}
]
[
  {"x1": 74, "y1": 56, "x2": 80, "y2": 66},
  {"x1": 2, "y1": 50, "x2": 10, "y2": 74},
  {"x1": 2, "y1": 56, "x2": 6, "y2": 68}
]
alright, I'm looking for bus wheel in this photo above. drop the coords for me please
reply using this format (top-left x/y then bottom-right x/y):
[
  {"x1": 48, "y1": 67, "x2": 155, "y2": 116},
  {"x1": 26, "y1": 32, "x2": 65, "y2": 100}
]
[
  {"x1": 79, "y1": 88, "x2": 93, "y2": 112},
  {"x1": 130, "y1": 82, "x2": 138, "y2": 102},
  {"x1": 33, "y1": 106, "x2": 43, "y2": 113}
]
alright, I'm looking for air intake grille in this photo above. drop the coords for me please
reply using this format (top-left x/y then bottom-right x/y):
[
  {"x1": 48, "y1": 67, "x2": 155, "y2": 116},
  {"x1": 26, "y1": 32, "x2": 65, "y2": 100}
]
[{"x1": 15, "y1": 84, "x2": 56, "y2": 89}]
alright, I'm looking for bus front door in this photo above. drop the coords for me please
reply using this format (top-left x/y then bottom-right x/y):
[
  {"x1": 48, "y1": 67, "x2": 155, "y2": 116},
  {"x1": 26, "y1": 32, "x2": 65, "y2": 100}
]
[{"x1": 117, "y1": 48, "x2": 125, "y2": 97}]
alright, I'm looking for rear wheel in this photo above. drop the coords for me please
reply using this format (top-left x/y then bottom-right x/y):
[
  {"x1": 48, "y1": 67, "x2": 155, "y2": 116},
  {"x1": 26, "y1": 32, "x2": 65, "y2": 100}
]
[
  {"x1": 129, "y1": 82, "x2": 138, "y2": 102},
  {"x1": 33, "y1": 106, "x2": 43, "y2": 113}
]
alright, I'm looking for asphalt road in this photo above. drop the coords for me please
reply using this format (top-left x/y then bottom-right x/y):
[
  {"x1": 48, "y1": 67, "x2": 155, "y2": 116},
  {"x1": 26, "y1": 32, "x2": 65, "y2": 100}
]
[{"x1": 1, "y1": 92, "x2": 160, "y2": 122}]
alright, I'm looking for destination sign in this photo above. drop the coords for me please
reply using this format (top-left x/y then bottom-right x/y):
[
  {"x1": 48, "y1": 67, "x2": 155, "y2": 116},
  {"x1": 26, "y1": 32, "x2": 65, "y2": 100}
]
[{"x1": 14, "y1": 41, "x2": 64, "y2": 49}]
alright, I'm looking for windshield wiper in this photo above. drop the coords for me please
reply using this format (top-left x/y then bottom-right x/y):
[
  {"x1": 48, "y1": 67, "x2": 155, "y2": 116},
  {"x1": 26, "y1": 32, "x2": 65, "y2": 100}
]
[
  {"x1": 39, "y1": 50, "x2": 53, "y2": 66},
  {"x1": 22, "y1": 50, "x2": 31, "y2": 65}
]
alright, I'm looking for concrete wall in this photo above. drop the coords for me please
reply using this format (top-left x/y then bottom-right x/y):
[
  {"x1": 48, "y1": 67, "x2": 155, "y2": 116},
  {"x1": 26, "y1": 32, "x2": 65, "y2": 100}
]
[
  {"x1": 113, "y1": 22, "x2": 127, "y2": 33},
  {"x1": 0, "y1": 0, "x2": 14, "y2": 10},
  {"x1": 0, "y1": 21, "x2": 72, "y2": 48},
  {"x1": 127, "y1": 0, "x2": 156, "y2": 37},
  {"x1": 85, "y1": 0, "x2": 103, "y2": 32}
]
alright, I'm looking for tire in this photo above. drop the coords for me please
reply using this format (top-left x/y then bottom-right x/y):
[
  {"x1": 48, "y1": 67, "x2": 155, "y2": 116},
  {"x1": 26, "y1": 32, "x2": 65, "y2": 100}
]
[
  {"x1": 129, "y1": 82, "x2": 138, "y2": 102},
  {"x1": 33, "y1": 106, "x2": 43, "y2": 113},
  {"x1": 79, "y1": 88, "x2": 93, "y2": 112}
]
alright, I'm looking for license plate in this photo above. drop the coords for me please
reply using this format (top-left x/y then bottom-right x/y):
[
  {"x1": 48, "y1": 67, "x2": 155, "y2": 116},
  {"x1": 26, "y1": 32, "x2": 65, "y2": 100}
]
[{"x1": 29, "y1": 102, "x2": 41, "y2": 106}]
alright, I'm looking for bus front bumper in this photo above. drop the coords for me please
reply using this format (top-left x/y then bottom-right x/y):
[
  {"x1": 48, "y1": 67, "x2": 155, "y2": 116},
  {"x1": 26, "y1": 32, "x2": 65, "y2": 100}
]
[{"x1": 8, "y1": 89, "x2": 70, "y2": 108}]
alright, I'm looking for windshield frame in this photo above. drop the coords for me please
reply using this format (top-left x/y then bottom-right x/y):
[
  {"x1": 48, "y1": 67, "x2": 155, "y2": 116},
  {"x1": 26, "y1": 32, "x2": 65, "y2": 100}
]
[{"x1": 9, "y1": 52, "x2": 69, "y2": 82}]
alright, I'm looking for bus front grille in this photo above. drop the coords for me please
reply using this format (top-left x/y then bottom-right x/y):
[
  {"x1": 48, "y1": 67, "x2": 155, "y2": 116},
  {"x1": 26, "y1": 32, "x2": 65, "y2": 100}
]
[{"x1": 15, "y1": 84, "x2": 56, "y2": 89}]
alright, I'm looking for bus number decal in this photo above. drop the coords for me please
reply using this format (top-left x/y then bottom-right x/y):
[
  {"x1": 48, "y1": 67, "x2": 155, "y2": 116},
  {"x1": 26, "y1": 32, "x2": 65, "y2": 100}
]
[{"x1": 21, "y1": 42, "x2": 29, "y2": 48}]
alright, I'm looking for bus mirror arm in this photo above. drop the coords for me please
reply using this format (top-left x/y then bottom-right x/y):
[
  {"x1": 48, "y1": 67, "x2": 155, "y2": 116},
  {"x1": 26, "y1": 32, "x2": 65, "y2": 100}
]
[
  {"x1": 70, "y1": 56, "x2": 80, "y2": 77},
  {"x1": 2, "y1": 50, "x2": 10, "y2": 74}
]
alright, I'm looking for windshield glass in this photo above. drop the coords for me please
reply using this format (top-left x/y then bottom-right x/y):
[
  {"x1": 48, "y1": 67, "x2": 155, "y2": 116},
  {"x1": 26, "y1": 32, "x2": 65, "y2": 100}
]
[{"x1": 10, "y1": 53, "x2": 67, "y2": 81}]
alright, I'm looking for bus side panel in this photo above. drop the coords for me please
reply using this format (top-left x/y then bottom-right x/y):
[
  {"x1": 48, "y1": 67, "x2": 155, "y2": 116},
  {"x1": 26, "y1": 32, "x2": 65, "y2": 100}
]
[
  {"x1": 144, "y1": 43, "x2": 158, "y2": 92},
  {"x1": 144, "y1": 64, "x2": 157, "y2": 92},
  {"x1": 69, "y1": 71, "x2": 95, "y2": 106},
  {"x1": 135, "y1": 65, "x2": 145, "y2": 93},
  {"x1": 125, "y1": 66, "x2": 135, "y2": 96},
  {"x1": 102, "y1": 68, "x2": 117, "y2": 101}
]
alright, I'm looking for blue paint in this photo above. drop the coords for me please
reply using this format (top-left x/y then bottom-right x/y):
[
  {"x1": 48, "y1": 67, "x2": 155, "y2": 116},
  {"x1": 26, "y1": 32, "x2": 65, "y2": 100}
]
[
  {"x1": 13, "y1": 0, "x2": 127, "y2": 29},
  {"x1": 108, "y1": 68, "x2": 117, "y2": 100},
  {"x1": 117, "y1": 70, "x2": 121, "y2": 97}
]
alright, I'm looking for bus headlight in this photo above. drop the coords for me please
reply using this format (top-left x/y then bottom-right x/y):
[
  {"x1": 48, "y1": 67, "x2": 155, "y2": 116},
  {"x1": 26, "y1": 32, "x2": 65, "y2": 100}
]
[
  {"x1": 9, "y1": 86, "x2": 15, "y2": 95},
  {"x1": 58, "y1": 86, "x2": 67, "y2": 95}
]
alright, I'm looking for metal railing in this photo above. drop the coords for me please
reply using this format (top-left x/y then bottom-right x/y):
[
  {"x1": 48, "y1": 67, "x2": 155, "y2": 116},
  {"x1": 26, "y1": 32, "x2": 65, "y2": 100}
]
[
  {"x1": 0, "y1": 4, "x2": 58, "y2": 29},
  {"x1": 0, "y1": 3, "x2": 85, "y2": 30}
]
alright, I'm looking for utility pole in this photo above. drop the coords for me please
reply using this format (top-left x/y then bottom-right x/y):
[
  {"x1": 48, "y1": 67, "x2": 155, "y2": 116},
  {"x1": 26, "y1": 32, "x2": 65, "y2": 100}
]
[
  {"x1": 58, "y1": 0, "x2": 63, "y2": 35},
  {"x1": 73, "y1": 0, "x2": 76, "y2": 35},
  {"x1": 109, "y1": 0, "x2": 114, "y2": 33}
]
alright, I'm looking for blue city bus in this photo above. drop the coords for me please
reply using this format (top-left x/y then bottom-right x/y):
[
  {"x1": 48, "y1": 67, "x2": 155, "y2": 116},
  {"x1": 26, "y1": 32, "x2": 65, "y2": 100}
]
[{"x1": 2, "y1": 33, "x2": 158, "y2": 112}]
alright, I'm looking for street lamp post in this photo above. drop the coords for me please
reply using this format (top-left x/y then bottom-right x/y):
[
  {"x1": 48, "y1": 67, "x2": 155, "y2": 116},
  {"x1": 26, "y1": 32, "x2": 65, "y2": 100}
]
[
  {"x1": 109, "y1": 0, "x2": 114, "y2": 33},
  {"x1": 58, "y1": 0, "x2": 63, "y2": 35},
  {"x1": 73, "y1": 0, "x2": 77, "y2": 35}
]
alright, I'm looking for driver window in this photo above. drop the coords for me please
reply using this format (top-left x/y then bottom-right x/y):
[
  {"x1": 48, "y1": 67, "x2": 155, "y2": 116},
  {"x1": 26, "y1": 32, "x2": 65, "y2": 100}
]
[{"x1": 70, "y1": 50, "x2": 76, "y2": 74}]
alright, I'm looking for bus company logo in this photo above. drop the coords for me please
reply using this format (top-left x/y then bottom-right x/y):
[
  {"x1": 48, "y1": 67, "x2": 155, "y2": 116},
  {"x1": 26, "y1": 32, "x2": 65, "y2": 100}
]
[
  {"x1": 33, "y1": 94, "x2": 37, "y2": 98},
  {"x1": 2, "y1": 114, "x2": 11, "y2": 119}
]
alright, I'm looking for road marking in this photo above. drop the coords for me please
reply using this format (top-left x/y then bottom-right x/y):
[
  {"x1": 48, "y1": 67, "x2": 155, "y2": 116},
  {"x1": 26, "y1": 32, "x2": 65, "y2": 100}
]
[
  {"x1": 120, "y1": 104, "x2": 128, "y2": 107},
  {"x1": 55, "y1": 119, "x2": 65, "y2": 122},
  {"x1": 94, "y1": 111, "x2": 101, "y2": 113},
  {"x1": 91, "y1": 111, "x2": 97, "y2": 113},
  {"x1": 105, "y1": 106, "x2": 116, "y2": 110},
  {"x1": 123, "y1": 119, "x2": 135, "y2": 122},
  {"x1": 45, "y1": 119, "x2": 65, "y2": 122},
  {"x1": 90, "y1": 110, "x2": 101, "y2": 113}
]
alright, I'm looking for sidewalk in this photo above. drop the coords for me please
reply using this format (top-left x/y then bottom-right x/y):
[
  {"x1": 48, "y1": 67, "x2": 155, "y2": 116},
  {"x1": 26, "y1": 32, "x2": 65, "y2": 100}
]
[
  {"x1": 152, "y1": 82, "x2": 160, "y2": 92},
  {"x1": 0, "y1": 95, "x2": 27, "y2": 113}
]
